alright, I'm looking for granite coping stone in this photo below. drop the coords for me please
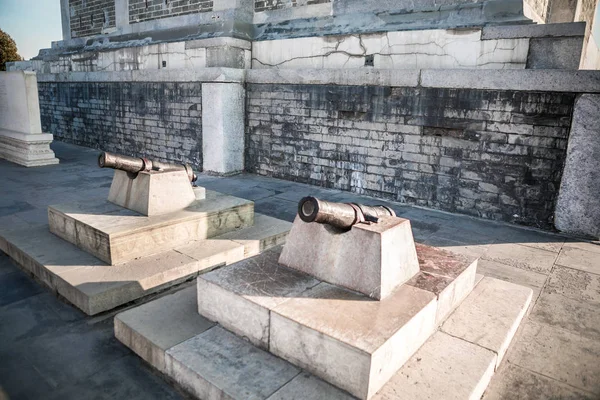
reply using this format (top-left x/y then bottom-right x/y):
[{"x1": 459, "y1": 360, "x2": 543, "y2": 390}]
[{"x1": 482, "y1": 22, "x2": 585, "y2": 40}]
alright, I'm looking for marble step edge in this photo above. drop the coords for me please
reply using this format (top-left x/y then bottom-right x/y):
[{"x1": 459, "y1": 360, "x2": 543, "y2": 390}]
[{"x1": 114, "y1": 275, "x2": 532, "y2": 400}]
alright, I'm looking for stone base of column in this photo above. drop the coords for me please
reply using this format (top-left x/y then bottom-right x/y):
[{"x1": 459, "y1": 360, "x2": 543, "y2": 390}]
[{"x1": 0, "y1": 129, "x2": 59, "y2": 167}]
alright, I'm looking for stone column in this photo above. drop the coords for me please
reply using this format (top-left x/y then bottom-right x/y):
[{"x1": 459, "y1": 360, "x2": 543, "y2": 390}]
[
  {"x1": 555, "y1": 94, "x2": 600, "y2": 239},
  {"x1": 60, "y1": 0, "x2": 71, "y2": 40},
  {"x1": 0, "y1": 71, "x2": 59, "y2": 167},
  {"x1": 201, "y1": 83, "x2": 245, "y2": 175}
]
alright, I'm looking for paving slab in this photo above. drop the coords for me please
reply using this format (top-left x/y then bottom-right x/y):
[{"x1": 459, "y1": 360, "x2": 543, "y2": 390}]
[
  {"x1": 476, "y1": 259, "x2": 547, "y2": 302},
  {"x1": 442, "y1": 277, "x2": 532, "y2": 366},
  {"x1": 165, "y1": 326, "x2": 301, "y2": 400},
  {"x1": 270, "y1": 282, "x2": 437, "y2": 399},
  {"x1": 556, "y1": 247, "x2": 600, "y2": 275},
  {"x1": 0, "y1": 269, "x2": 43, "y2": 307},
  {"x1": 543, "y1": 266, "x2": 600, "y2": 305},
  {"x1": 530, "y1": 292, "x2": 600, "y2": 340},
  {"x1": 373, "y1": 332, "x2": 497, "y2": 400},
  {"x1": 423, "y1": 235, "x2": 491, "y2": 259},
  {"x1": 482, "y1": 243, "x2": 558, "y2": 274},
  {"x1": 562, "y1": 241, "x2": 600, "y2": 254},
  {"x1": 483, "y1": 363, "x2": 597, "y2": 400},
  {"x1": 218, "y1": 213, "x2": 292, "y2": 257},
  {"x1": 197, "y1": 247, "x2": 320, "y2": 348},
  {"x1": 266, "y1": 372, "x2": 354, "y2": 400},
  {"x1": 507, "y1": 320, "x2": 600, "y2": 395},
  {"x1": 115, "y1": 286, "x2": 215, "y2": 373}
]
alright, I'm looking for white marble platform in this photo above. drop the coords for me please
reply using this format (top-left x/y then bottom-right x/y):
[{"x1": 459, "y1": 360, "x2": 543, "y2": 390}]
[{"x1": 115, "y1": 274, "x2": 532, "y2": 399}]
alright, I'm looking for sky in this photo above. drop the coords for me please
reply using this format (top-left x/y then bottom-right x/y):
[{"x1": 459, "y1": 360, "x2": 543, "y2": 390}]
[{"x1": 0, "y1": 0, "x2": 62, "y2": 60}]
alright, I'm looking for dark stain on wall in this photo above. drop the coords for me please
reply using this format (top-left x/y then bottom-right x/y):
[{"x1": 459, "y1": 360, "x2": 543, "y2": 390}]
[
  {"x1": 245, "y1": 84, "x2": 575, "y2": 229},
  {"x1": 39, "y1": 81, "x2": 203, "y2": 168}
]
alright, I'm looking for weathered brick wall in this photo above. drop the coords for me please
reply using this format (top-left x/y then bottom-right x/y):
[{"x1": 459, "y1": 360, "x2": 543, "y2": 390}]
[
  {"x1": 129, "y1": 0, "x2": 213, "y2": 23},
  {"x1": 69, "y1": 0, "x2": 116, "y2": 38},
  {"x1": 246, "y1": 84, "x2": 575, "y2": 228},
  {"x1": 39, "y1": 82, "x2": 202, "y2": 167},
  {"x1": 255, "y1": 0, "x2": 330, "y2": 12}
]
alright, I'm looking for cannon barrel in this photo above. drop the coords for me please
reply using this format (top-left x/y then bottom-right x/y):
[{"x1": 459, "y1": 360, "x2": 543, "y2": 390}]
[
  {"x1": 98, "y1": 152, "x2": 197, "y2": 182},
  {"x1": 298, "y1": 196, "x2": 395, "y2": 231}
]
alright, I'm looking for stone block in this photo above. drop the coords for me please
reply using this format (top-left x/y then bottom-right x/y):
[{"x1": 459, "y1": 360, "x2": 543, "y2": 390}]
[
  {"x1": 406, "y1": 243, "x2": 478, "y2": 324},
  {"x1": 373, "y1": 332, "x2": 497, "y2": 400},
  {"x1": 279, "y1": 216, "x2": 420, "y2": 300},
  {"x1": 441, "y1": 277, "x2": 532, "y2": 367},
  {"x1": 165, "y1": 326, "x2": 301, "y2": 400},
  {"x1": 48, "y1": 191, "x2": 254, "y2": 265},
  {"x1": 202, "y1": 82, "x2": 245, "y2": 175},
  {"x1": 0, "y1": 131, "x2": 59, "y2": 167},
  {"x1": 481, "y1": 22, "x2": 586, "y2": 40},
  {"x1": 526, "y1": 37, "x2": 583, "y2": 69},
  {"x1": 482, "y1": 243, "x2": 557, "y2": 274},
  {"x1": 114, "y1": 286, "x2": 215, "y2": 373},
  {"x1": 555, "y1": 94, "x2": 600, "y2": 239},
  {"x1": 107, "y1": 169, "x2": 198, "y2": 216},
  {"x1": 197, "y1": 247, "x2": 320, "y2": 348},
  {"x1": 556, "y1": 246, "x2": 600, "y2": 275},
  {"x1": 270, "y1": 282, "x2": 437, "y2": 399}
]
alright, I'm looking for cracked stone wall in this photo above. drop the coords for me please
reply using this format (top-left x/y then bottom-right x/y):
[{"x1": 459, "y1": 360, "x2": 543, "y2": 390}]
[
  {"x1": 252, "y1": 30, "x2": 530, "y2": 69},
  {"x1": 69, "y1": 0, "x2": 116, "y2": 38},
  {"x1": 245, "y1": 84, "x2": 575, "y2": 228},
  {"x1": 129, "y1": 0, "x2": 213, "y2": 23},
  {"x1": 38, "y1": 82, "x2": 203, "y2": 168}
]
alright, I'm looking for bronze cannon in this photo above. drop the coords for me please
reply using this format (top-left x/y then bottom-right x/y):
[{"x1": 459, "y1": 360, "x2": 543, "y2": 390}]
[
  {"x1": 98, "y1": 152, "x2": 197, "y2": 182},
  {"x1": 298, "y1": 196, "x2": 396, "y2": 231}
]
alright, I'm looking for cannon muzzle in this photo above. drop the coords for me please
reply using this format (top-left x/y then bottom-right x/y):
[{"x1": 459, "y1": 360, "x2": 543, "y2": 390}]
[
  {"x1": 298, "y1": 196, "x2": 395, "y2": 231},
  {"x1": 98, "y1": 152, "x2": 197, "y2": 182}
]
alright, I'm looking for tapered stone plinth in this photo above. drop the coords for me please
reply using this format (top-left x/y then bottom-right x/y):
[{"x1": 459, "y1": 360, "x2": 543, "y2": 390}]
[{"x1": 279, "y1": 216, "x2": 420, "y2": 300}]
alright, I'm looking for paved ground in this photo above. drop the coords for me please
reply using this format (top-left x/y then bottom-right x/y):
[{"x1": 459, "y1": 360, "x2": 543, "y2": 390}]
[{"x1": 0, "y1": 141, "x2": 599, "y2": 400}]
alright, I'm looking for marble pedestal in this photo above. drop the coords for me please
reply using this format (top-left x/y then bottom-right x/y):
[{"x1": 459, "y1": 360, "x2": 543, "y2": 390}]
[
  {"x1": 0, "y1": 71, "x2": 59, "y2": 167},
  {"x1": 197, "y1": 244, "x2": 478, "y2": 399},
  {"x1": 48, "y1": 189, "x2": 254, "y2": 265}
]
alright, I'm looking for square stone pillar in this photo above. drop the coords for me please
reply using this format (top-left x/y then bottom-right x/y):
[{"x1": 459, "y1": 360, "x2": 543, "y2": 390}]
[
  {"x1": 0, "y1": 71, "x2": 59, "y2": 167},
  {"x1": 202, "y1": 82, "x2": 245, "y2": 175}
]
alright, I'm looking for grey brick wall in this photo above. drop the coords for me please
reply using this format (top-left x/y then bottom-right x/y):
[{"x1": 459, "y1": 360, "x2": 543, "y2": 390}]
[
  {"x1": 245, "y1": 84, "x2": 575, "y2": 229},
  {"x1": 69, "y1": 0, "x2": 116, "y2": 38},
  {"x1": 129, "y1": 0, "x2": 213, "y2": 23},
  {"x1": 39, "y1": 82, "x2": 203, "y2": 168},
  {"x1": 255, "y1": 0, "x2": 330, "y2": 12}
]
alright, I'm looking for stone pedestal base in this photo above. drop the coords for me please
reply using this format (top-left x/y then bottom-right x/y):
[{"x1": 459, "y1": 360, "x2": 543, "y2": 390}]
[
  {"x1": 0, "y1": 129, "x2": 59, "y2": 167},
  {"x1": 196, "y1": 244, "x2": 478, "y2": 399},
  {"x1": 108, "y1": 169, "x2": 200, "y2": 216},
  {"x1": 279, "y1": 216, "x2": 420, "y2": 300},
  {"x1": 48, "y1": 189, "x2": 254, "y2": 265}
]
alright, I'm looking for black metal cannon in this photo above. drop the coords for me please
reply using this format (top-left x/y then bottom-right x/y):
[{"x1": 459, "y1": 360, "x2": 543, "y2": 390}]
[
  {"x1": 298, "y1": 196, "x2": 396, "y2": 231},
  {"x1": 98, "y1": 152, "x2": 197, "y2": 182}
]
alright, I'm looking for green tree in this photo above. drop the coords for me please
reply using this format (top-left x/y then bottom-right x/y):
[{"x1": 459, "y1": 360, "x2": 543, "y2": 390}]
[{"x1": 0, "y1": 29, "x2": 23, "y2": 71}]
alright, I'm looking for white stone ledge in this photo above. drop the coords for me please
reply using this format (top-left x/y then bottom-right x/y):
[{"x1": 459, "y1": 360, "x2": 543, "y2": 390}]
[
  {"x1": 36, "y1": 68, "x2": 246, "y2": 83},
  {"x1": 35, "y1": 68, "x2": 600, "y2": 93},
  {"x1": 420, "y1": 69, "x2": 600, "y2": 93},
  {"x1": 246, "y1": 68, "x2": 421, "y2": 87},
  {"x1": 185, "y1": 37, "x2": 252, "y2": 50}
]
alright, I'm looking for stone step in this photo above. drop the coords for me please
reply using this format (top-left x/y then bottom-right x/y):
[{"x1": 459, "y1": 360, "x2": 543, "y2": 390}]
[
  {"x1": 0, "y1": 213, "x2": 291, "y2": 315},
  {"x1": 196, "y1": 244, "x2": 477, "y2": 399},
  {"x1": 48, "y1": 190, "x2": 254, "y2": 265},
  {"x1": 115, "y1": 276, "x2": 532, "y2": 400}
]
